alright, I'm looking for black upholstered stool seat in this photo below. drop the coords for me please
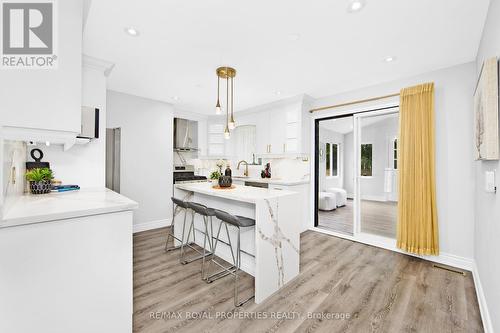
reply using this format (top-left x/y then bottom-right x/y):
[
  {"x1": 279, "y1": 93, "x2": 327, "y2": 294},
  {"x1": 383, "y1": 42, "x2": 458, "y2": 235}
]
[
  {"x1": 214, "y1": 209, "x2": 255, "y2": 228},
  {"x1": 165, "y1": 197, "x2": 192, "y2": 257},
  {"x1": 187, "y1": 202, "x2": 215, "y2": 216},
  {"x1": 171, "y1": 197, "x2": 189, "y2": 209}
]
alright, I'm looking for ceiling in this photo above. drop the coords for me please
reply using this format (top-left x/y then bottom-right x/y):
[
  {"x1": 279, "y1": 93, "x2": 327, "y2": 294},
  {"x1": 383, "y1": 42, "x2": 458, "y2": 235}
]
[{"x1": 83, "y1": 0, "x2": 490, "y2": 114}]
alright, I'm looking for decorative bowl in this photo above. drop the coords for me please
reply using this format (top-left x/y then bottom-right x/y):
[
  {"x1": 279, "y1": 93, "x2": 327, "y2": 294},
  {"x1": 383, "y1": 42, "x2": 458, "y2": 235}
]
[{"x1": 29, "y1": 180, "x2": 52, "y2": 194}]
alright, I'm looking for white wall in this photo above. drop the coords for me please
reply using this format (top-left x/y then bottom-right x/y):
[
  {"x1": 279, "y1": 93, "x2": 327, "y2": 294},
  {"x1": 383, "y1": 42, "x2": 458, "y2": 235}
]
[
  {"x1": 107, "y1": 91, "x2": 174, "y2": 228},
  {"x1": 474, "y1": 0, "x2": 500, "y2": 331},
  {"x1": 311, "y1": 62, "x2": 476, "y2": 263},
  {"x1": 26, "y1": 66, "x2": 107, "y2": 188}
]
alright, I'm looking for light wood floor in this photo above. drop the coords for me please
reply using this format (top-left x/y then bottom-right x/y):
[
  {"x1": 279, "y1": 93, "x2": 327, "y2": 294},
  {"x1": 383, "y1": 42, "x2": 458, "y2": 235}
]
[
  {"x1": 133, "y1": 228, "x2": 483, "y2": 333},
  {"x1": 319, "y1": 199, "x2": 397, "y2": 238}
]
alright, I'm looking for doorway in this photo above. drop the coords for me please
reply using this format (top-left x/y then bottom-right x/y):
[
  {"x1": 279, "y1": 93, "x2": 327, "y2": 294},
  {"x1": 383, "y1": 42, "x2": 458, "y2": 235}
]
[{"x1": 315, "y1": 107, "x2": 399, "y2": 241}]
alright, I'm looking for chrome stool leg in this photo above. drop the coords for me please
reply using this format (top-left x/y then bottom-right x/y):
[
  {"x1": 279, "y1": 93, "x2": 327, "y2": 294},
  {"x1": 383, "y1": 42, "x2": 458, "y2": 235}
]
[
  {"x1": 234, "y1": 226, "x2": 254, "y2": 307},
  {"x1": 180, "y1": 208, "x2": 213, "y2": 265},
  {"x1": 204, "y1": 214, "x2": 255, "y2": 307},
  {"x1": 165, "y1": 204, "x2": 187, "y2": 252}
]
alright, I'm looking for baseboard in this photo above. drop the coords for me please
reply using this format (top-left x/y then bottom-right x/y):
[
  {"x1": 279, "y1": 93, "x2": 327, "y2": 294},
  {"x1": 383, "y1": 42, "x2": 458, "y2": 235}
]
[
  {"x1": 309, "y1": 226, "x2": 474, "y2": 271},
  {"x1": 422, "y1": 252, "x2": 474, "y2": 272},
  {"x1": 133, "y1": 218, "x2": 171, "y2": 233},
  {"x1": 472, "y1": 263, "x2": 494, "y2": 333}
]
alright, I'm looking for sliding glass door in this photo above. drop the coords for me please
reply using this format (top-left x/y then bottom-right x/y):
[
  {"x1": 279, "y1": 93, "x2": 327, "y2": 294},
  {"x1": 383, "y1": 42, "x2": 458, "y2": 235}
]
[
  {"x1": 316, "y1": 115, "x2": 355, "y2": 235},
  {"x1": 314, "y1": 107, "x2": 399, "y2": 240},
  {"x1": 354, "y1": 109, "x2": 399, "y2": 238}
]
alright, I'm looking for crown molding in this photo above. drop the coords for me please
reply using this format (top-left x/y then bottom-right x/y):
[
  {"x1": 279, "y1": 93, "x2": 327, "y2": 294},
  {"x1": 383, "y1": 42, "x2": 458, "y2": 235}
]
[{"x1": 82, "y1": 54, "x2": 115, "y2": 77}]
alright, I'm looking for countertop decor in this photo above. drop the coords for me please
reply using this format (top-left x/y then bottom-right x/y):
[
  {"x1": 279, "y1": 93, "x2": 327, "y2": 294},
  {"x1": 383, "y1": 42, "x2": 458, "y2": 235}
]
[{"x1": 25, "y1": 167, "x2": 54, "y2": 194}]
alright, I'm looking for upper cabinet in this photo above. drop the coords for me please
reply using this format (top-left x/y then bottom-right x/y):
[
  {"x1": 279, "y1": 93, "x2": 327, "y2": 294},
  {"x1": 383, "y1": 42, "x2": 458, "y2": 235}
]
[
  {"x1": 0, "y1": 0, "x2": 83, "y2": 134},
  {"x1": 203, "y1": 95, "x2": 311, "y2": 159},
  {"x1": 258, "y1": 96, "x2": 310, "y2": 156}
]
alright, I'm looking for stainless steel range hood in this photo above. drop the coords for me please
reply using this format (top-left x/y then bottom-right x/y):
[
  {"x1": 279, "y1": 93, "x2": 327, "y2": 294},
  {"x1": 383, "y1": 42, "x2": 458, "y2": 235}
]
[{"x1": 173, "y1": 118, "x2": 198, "y2": 151}]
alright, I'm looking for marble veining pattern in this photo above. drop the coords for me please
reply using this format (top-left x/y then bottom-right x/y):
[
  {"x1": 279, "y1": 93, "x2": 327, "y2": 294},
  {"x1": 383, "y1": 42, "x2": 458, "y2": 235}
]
[
  {"x1": 173, "y1": 183, "x2": 301, "y2": 304},
  {"x1": 258, "y1": 198, "x2": 299, "y2": 288}
]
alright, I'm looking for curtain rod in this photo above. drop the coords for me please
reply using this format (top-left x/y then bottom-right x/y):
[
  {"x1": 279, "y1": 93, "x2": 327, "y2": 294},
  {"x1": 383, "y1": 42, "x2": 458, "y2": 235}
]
[{"x1": 309, "y1": 92, "x2": 400, "y2": 113}]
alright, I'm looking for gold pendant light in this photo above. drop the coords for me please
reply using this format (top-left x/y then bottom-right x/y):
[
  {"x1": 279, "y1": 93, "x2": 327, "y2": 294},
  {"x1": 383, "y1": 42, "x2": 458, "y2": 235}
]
[
  {"x1": 215, "y1": 76, "x2": 222, "y2": 115},
  {"x1": 215, "y1": 66, "x2": 236, "y2": 139}
]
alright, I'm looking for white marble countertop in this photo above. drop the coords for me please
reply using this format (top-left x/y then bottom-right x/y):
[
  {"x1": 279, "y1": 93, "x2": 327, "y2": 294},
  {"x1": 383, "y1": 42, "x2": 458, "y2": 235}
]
[
  {"x1": 175, "y1": 182, "x2": 298, "y2": 203},
  {"x1": 0, "y1": 188, "x2": 138, "y2": 229},
  {"x1": 231, "y1": 176, "x2": 310, "y2": 186}
]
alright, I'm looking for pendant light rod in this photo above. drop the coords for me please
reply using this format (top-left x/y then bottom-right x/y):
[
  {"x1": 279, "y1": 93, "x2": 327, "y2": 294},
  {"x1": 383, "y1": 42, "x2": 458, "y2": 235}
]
[
  {"x1": 216, "y1": 66, "x2": 236, "y2": 136},
  {"x1": 229, "y1": 76, "x2": 235, "y2": 128},
  {"x1": 216, "y1": 76, "x2": 220, "y2": 107},
  {"x1": 226, "y1": 76, "x2": 229, "y2": 123}
]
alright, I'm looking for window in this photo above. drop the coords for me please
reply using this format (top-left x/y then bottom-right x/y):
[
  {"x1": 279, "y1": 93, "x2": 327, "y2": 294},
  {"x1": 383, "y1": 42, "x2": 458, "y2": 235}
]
[
  {"x1": 325, "y1": 143, "x2": 331, "y2": 176},
  {"x1": 360, "y1": 144, "x2": 373, "y2": 176},
  {"x1": 325, "y1": 143, "x2": 339, "y2": 177},
  {"x1": 393, "y1": 138, "x2": 398, "y2": 170},
  {"x1": 332, "y1": 143, "x2": 338, "y2": 177}
]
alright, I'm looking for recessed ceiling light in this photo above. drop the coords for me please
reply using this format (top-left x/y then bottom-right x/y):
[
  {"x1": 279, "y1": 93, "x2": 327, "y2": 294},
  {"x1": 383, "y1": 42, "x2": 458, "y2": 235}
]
[
  {"x1": 347, "y1": 0, "x2": 366, "y2": 13},
  {"x1": 172, "y1": 96, "x2": 179, "y2": 101},
  {"x1": 275, "y1": 91, "x2": 282, "y2": 96},
  {"x1": 287, "y1": 34, "x2": 301, "y2": 41},
  {"x1": 124, "y1": 27, "x2": 139, "y2": 37},
  {"x1": 384, "y1": 56, "x2": 396, "y2": 63}
]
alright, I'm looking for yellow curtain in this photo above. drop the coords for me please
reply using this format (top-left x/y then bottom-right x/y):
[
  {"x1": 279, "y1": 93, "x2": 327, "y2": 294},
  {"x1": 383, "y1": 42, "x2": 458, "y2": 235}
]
[{"x1": 397, "y1": 82, "x2": 439, "y2": 256}]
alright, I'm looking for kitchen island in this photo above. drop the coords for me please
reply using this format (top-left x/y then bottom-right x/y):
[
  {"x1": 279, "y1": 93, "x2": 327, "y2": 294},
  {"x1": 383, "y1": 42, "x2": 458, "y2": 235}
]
[
  {"x1": 174, "y1": 182, "x2": 301, "y2": 303},
  {"x1": 0, "y1": 188, "x2": 138, "y2": 333}
]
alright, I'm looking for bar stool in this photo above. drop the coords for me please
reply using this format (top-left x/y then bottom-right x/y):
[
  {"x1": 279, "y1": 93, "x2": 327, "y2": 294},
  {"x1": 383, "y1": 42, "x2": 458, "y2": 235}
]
[
  {"x1": 181, "y1": 202, "x2": 215, "y2": 278},
  {"x1": 205, "y1": 209, "x2": 255, "y2": 307},
  {"x1": 165, "y1": 197, "x2": 199, "y2": 263}
]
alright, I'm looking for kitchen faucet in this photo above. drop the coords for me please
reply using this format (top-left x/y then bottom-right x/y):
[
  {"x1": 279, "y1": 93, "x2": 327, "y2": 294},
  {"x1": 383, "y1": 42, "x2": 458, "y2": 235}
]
[{"x1": 237, "y1": 160, "x2": 249, "y2": 176}]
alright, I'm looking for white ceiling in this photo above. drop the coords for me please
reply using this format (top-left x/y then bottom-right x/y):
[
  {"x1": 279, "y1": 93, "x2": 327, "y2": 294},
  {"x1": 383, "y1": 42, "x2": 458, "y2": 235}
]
[{"x1": 83, "y1": 0, "x2": 490, "y2": 114}]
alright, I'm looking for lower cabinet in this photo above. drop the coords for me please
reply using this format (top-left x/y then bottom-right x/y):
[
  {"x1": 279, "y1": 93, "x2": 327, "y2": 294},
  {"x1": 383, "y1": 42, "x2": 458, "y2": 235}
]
[{"x1": 0, "y1": 211, "x2": 133, "y2": 333}]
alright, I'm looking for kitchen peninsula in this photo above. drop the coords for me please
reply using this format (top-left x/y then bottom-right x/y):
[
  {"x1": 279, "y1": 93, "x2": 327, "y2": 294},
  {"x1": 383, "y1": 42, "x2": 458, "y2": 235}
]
[{"x1": 174, "y1": 182, "x2": 301, "y2": 303}]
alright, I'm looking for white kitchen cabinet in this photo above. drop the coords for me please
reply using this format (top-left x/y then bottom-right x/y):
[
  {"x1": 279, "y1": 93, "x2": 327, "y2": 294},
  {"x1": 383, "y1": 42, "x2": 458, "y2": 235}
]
[
  {"x1": 0, "y1": 189, "x2": 137, "y2": 333},
  {"x1": 0, "y1": 211, "x2": 133, "y2": 333},
  {"x1": 204, "y1": 95, "x2": 311, "y2": 158},
  {"x1": 255, "y1": 97, "x2": 309, "y2": 156},
  {"x1": 207, "y1": 123, "x2": 226, "y2": 156},
  {"x1": 0, "y1": 0, "x2": 83, "y2": 134},
  {"x1": 268, "y1": 108, "x2": 287, "y2": 153}
]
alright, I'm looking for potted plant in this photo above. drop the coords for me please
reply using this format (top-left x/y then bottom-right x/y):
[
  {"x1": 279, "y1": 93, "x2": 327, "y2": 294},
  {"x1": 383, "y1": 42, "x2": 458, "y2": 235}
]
[
  {"x1": 215, "y1": 160, "x2": 225, "y2": 174},
  {"x1": 209, "y1": 170, "x2": 221, "y2": 184},
  {"x1": 26, "y1": 168, "x2": 53, "y2": 194}
]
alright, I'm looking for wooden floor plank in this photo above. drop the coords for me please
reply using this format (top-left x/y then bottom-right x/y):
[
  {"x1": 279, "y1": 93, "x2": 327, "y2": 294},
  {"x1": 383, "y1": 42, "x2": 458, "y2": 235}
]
[{"x1": 133, "y1": 228, "x2": 484, "y2": 333}]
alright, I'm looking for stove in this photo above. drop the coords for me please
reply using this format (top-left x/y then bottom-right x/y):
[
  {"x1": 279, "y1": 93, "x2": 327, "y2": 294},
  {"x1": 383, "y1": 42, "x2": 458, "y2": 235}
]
[{"x1": 173, "y1": 165, "x2": 208, "y2": 184}]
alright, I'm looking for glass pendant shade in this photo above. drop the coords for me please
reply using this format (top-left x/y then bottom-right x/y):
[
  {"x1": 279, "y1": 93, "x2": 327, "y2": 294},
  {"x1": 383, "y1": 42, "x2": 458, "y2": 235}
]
[
  {"x1": 228, "y1": 118, "x2": 235, "y2": 130},
  {"x1": 215, "y1": 102, "x2": 222, "y2": 115},
  {"x1": 224, "y1": 127, "x2": 230, "y2": 139}
]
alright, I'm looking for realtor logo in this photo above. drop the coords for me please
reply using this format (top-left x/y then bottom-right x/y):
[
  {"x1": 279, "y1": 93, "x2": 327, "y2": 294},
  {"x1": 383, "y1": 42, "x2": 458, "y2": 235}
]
[{"x1": 1, "y1": 0, "x2": 57, "y2": 68}]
